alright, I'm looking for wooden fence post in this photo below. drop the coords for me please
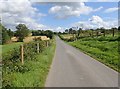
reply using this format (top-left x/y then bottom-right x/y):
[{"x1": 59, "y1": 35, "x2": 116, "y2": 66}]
[
  {"x1": 37, "y1": 43, "x2": 39, "y2": 53},
  {"x1": 20, "y1": 44, "x2": 24, "y2": 65}
]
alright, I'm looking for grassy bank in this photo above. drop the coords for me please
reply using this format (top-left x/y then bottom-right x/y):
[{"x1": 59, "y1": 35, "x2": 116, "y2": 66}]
[
  {"x1": 11, "y1": 42, "x2": 55, "y2": 87},
  {"x1": 2, "y1": 39, "x2": 56, "y2": 87},
  {"x1": 69, "y1": 36, "x2": 119, "y2": 72},
  {"x1": 60, "y1": 34, "x2": 119, "y2": 72}
]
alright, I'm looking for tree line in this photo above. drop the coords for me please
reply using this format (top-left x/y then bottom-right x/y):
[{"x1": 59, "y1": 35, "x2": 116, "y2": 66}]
[
  {"x1": 63, "y1": 27, "x2": 118, "y2": 38},
  {"x1": 1, "y1": 23, "x2": 53, "y2": 44}
]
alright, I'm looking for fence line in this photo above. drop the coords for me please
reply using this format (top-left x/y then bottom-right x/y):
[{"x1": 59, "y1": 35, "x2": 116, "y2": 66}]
[{"x1": 19, "y1": 41, "x2": 49, "y2": 64}]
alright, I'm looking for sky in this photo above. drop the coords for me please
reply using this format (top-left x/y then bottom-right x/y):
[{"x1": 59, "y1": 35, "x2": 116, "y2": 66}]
[{"x1": 0, "y1": 0, "x2": 119, "y2": 32}]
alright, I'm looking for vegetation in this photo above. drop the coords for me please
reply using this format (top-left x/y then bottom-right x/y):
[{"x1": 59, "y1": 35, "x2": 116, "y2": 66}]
[
  {"x1": 2, "y1": 42, "x2": 23, "y2": 54},
  {"x1": 32, "y1": 30, "x2": 54, "y2": 39},
  {"x1": 0, "y1": 23, "x2": 15, "y2": 44},
  {"x1": 1, "y1": 22, "x2": 55, "y2": 87},
  {"x1": 60, "y1": 34, "x2": 119, "y2": 72},
  {"x1": 59, "y1": 26, "x2": 119, "y2": 72},
  {"x1": 1, "y1": 24, "x2": 11, "y2": 44},
  {"x1": 2, "y1": 36, "x2": 55, "y2": 87},
  {"x1": 15, "y1": 24, "x2": 30, "y2": 42},
  {"x1": 1, "y1": 23, "x2": 54, "y2": 44},
  {"x1": 62, "y1": 27, "x2": 118, "y2": 40},
  {"x1": 11, "y1": 40, "x2": 55, "y2": 87}
]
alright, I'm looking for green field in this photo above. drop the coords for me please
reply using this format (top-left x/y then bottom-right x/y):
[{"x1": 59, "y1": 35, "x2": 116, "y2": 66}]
[
  {"x1": 2, "y1": 42, "x2": 23, "y2": 54},
  {"x1": 60, "y1": 34, "x2": 119, "y2": 72},
  {"x1": 2, "y1": 39, "x2": 56, "y2": 87}
]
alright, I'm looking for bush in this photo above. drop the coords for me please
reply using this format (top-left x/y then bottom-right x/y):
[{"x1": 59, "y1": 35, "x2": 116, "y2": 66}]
[{"x1": 2, "y1": 40, "x2": 49, "y2": 87}]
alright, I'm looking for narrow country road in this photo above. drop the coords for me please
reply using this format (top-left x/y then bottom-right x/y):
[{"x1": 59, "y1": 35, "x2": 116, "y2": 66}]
[{"x1": 45, "y1": 36, "x2": 118, "y2": 87}]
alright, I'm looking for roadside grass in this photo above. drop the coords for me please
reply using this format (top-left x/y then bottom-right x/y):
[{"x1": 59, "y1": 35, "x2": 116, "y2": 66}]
[
  {"x1": 2, "y1": 35, "x2": 56, "y2": 87},
  {"x1": 12, "y1": 43, "x2": 55, "y2": 87},
  {"x1": 60, "y1": 34, "x2": 119, "y2": 72},
  {"x1": 3, "y1": 39, "x2": 56, "y2": 87},
  {"x1": 69, "y1": 39, "x2": 118, "y2": 72}
]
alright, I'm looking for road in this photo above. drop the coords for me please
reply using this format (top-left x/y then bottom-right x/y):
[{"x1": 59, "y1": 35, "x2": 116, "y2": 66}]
[{"x1": 45, "y1": 36, "x2": 118, "y2": 87}]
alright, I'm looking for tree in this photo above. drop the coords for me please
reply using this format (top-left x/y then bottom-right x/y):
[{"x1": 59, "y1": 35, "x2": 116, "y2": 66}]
[
  {"x1": 69, "y1": 28, "x2": 73, "y2": 34},
  {"x1": 7, "y1": 29, "x2": 14, "y2": 38},
  {"x1": 72, "y1": 30, "x2": 77, "y2": 34},
  {"x1": 78, "y1": 28, "x2": 82, "y2": 37},
  {"x1": 32, "y1": 30, "x2": 40, "y2": 36},
  {"x1": 65, "y1": 29, "x2": 68, "y2": 33},
  {"x1": 1, "y1": 24, "x2": 10, "y2": 44},
  {"x1": 44, "y1": 30, "x2": 53, "y2": 39},
  {"x1": 15, "y1": 24, "x2": 29, "y2": 42}
]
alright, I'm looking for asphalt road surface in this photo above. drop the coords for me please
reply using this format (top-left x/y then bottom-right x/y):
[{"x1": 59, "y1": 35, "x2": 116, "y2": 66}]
[{"x1": 45, "y1": 36, "x2": 118, "y2": 87}]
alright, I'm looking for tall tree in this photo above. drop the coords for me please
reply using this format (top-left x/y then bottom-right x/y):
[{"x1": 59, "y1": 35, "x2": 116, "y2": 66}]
[
  {"x1": 78, "y1": 28, "x2": 82, "y2": 37},
  {"x1": 1, "y1": 24, "x2": 10, "y2": 44},
  {"x1": 7, "y1": 29, "x2": 14, "y2": 38},
  {"x1": 65, "y1": 29, "x2": 68, "y2": 34},
  {"x1": 44, "y1": 30, "x2": 53, "y2": 39},
  {"x1": 69, "y1": 28, "x2": 73, "y2": 34},
  {"x1": 15, "y1": 24, "x2": 29, "y2": 42}
]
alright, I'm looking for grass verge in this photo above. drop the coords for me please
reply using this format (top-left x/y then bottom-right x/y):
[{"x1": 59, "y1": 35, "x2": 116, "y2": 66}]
[
  {"x1": 69, "y1": 38, "x2": 118, "y2": 72},
  {"x1": 12, "y1": 42, "x2": 56, "y2": 87},
  {"x1": 2, "y1": 39, "x2": 56, "y2": 87},
  {"x1": 58, "y1": 34, "x2": 119, "y2": 72}
]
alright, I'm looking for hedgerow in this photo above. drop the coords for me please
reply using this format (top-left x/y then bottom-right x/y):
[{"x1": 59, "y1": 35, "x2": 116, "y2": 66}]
[{"x1": 2, "y1": 40, "x2": 49, "y2": 87}]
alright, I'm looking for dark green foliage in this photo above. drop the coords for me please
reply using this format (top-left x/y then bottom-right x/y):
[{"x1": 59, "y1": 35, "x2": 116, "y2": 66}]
[
  {"x1": 32, "y1": 30, "x2": 41, "y2": 36},
  {"x1": 77, "y1": 28, "x2": 82, "y2": 36},
  {"x1": 44, "y1": 30, "x2": 53, "y2": 39},
  {"x1": 7, "y1": 29, "x2": 14, "y2": 38},
  {"x1": 69, "y1": 28, "x2": 73, "y2": 34},
  {"x1": 32, "y1": 30, "x2": 53, "y2": 39},
  {"x1": 2, "y1": 25, "x2": 11, "y2": 44},
  {"x1": 0, "y1": 24, "x2": 15, "y2": 44},
  {"x1": 60, "y1": 27, "x2": 118, "y2": 39},
  {"x1": 65, "y1": 29, "x2": 68, "y2": 33},
  {"x1": 2, "y1": 40, "x2": 49, "y2": 87},
  {"x1": 15, "y1": 24, "x2": 30, "y2": 42}
]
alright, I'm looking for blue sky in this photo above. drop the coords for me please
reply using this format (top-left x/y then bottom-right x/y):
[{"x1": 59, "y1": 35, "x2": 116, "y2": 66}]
[
  {"x1": 32, "y1": 2, "x2": 118, "y2": 31},
  {"x1": 1, "y1": 0, "x2": 119, "y2": 32}
]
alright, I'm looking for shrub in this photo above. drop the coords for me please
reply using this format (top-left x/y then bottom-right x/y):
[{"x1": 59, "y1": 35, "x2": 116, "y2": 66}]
[{"x1": 2, "y1": 40, "x2": 49, "y2": 87}]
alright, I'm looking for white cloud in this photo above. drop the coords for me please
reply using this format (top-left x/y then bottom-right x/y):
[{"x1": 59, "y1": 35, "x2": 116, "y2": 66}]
[
  {"x1": 93, "y1": 6, "x2": 103, "y2": 12},
  {"x1": 0, "y1": 0, "x2": 47, "y2": 30},
  {"x1": 72, "y1": 15, "x2": 118, "y2": 30},
  {"x1": 89, "y1": 15, "x2": 104, "y2": 24},
  {"x1": 104, "y1": 7, "x2": 118, "y2": 13},
  {"x1": 49, "y1": 6, "x2": 61, "y2": 14},
  {"x1": 55, "y1": 27, "x2": 65, "y2": 32},
  {"x1": 49, "y1": 2, "x2": 103, "y2": 19}
]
